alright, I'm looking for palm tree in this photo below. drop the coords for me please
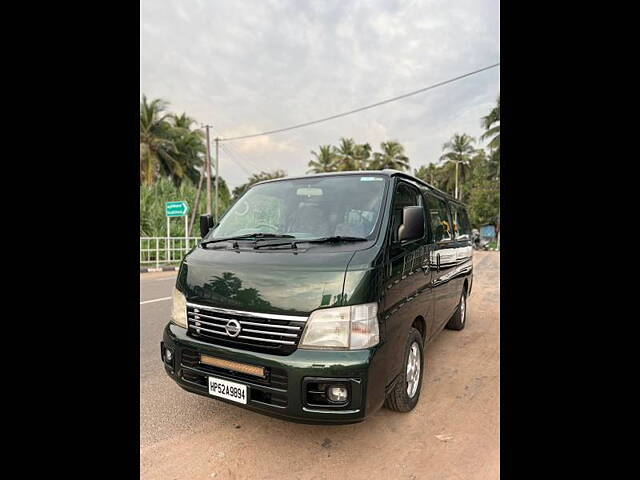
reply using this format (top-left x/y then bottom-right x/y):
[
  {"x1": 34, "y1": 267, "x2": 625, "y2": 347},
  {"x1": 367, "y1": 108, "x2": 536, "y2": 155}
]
[
  {"x1": 481, "y1": 95, "x2": 500, "y2": 249},
  {"x1": 168, "y1": 113, "x2": 205, "y2": 186},
  {"x1": 439, "y1": 133, "x2": 476, "y2": 200},
  {"x1": 481, "y1": 94, "x2": 500, "y2": 150},
  {"x1": 334, "y1": 137, "x2": 359, "y2": 171},
  {"x1": 353, "y1": 142, "x2": 372, "y2": 170},
  {"x1": 307, "y1": 145, "x2": 337, "y2": 173},
  {"x1": 372, "y1": 141, "x2": 410, "y2": 171},
  {"x1": 139, "y1": 95, "x2": 179, "y2": 186}
]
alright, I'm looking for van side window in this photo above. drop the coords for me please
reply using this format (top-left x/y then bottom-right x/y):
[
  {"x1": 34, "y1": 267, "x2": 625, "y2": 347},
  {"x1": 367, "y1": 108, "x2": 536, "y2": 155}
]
[
  {"x1": 391, "y1": 182, "x2": 423, "y2": 242},
  {"x1": 425, "y1": 193, "x2": 452, "y2": 242},
  {"x1": 451, "y1": 204, "x2": 471, "y2": 240}
]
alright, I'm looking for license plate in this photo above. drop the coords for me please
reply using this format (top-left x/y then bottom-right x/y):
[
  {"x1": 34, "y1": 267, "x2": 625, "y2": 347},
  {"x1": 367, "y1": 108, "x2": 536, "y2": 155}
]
[{"x1": 208, "y1": 376, "x2": 247, "y2": 404}]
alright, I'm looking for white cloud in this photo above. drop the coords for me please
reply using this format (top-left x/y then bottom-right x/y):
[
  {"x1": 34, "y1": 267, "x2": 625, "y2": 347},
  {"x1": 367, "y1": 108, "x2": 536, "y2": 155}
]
[{"x1": 140, "y1": 0, "x2": 500, "y2": 189}]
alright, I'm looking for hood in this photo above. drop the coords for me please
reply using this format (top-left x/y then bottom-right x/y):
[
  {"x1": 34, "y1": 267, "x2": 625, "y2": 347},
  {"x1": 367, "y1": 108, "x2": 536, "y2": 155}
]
[{"x1": 177, "y1": 246, "x2": 358, "y2": 316}]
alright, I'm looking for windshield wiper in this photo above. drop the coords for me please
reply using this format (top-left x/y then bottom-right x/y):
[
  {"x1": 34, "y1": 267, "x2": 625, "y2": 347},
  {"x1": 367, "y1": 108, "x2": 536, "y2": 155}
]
[
  {"x1": 254, "y1": 235, "x2": 368, "y2": 250},
  {"x1": 201, "y1": 233, "x2": 295, "y2": 247},
  {"x1": 300, "y1": 236, "x2": 368, "y2": 244}
]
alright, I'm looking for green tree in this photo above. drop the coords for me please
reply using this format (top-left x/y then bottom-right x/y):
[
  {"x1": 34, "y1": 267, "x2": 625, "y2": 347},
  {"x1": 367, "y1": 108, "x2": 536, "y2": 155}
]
[
  {"x1": 439, "y1": 133, "x2": 476, "y2": 200},
  {"x1": 353, "y1": 142, "x2": 373, "y2": 170},
  {"x1": 481, "y1": 94, "x2": 500, "y2": 150},
  {"x1": 140, "y1": 95, "x2": 179, "y2": 186},
  {"x1": 334, "y1": 137, "x2": 359, "y2": 171},
  {"x1": 466, "y1": 152, "x2": 499, "y2": 226},
  {"x1": 168, "y1": 113, "x2": 205, "y2": 186},
  {"x1": 372, "y1": 141, "x2": 410, "y2": 171},
  {"x1": 414, "y1": 163, "x2": 445, "y2": 189},
  {"x1": 307, "y1": 145, "x2": 337, "y2": 173},
  {"x1": 232, "y1": 170, "x2": 287, "y2": 200}
]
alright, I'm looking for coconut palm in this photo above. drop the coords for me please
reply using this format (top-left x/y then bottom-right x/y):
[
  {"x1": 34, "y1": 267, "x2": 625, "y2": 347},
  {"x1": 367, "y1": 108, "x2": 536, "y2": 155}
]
[
  {"x1": 439, "y1": 133, "x2": 476, "y2": 200},
  {"x1": 372, "y1": 141, "x2": 410, "y2": 171},
  {"x1": 140, "y1": 95, "x2": 179, "y2": 186},
  {"x1": 481, "y1": 94, "x2": 500, "y2": 150},
  {"x1": 307, "y1": 145, "x2": 337, "y2": 173},
  {"x1": 334, "y1": 138, "x2": 359, "y2": 171},
  {"x1": 168, "y1": 113, "x2": 205, "y2": 186},
  {"x1": 353, "y1": 142, "x2": 373, "y2": 170}
]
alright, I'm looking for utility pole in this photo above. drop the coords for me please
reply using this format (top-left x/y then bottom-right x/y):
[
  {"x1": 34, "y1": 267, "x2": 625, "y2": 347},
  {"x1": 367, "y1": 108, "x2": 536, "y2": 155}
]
[
  {"x1": 204, "y1": 125, "x2": 212, "y2": 215},
  {"x1": 215, "y1": 137, "x2": 220, "y2": 221},
  {"x1": 454, "y1": 161, "x2": 459, "y2": 200}
]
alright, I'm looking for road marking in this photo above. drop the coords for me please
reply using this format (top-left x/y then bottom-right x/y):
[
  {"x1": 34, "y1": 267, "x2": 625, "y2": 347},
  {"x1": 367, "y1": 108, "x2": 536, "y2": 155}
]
[{"x1": 140, "y1": 297, "x2": 171, "y2": 305}]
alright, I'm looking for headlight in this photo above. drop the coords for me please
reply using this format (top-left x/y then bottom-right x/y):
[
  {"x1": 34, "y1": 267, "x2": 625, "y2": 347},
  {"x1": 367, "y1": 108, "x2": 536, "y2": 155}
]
[
  {"x1": 299, "y1": 303, "x2": 379, "y2": 350},
  {"x1": 171, "y1": 287, "x2": 187, "y2": 328}
]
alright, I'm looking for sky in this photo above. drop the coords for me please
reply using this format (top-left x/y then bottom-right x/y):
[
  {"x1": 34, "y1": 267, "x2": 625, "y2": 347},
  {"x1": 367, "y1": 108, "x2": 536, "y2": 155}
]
[{"x1": 140, "y1": 0, "x2": 500, "y2": 190}]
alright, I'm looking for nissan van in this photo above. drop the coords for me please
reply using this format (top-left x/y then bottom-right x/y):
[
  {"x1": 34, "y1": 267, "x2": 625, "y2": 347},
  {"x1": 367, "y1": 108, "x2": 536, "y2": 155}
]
[{"x1": 161, "y1": 170, "x2": 473, "y2": 423}]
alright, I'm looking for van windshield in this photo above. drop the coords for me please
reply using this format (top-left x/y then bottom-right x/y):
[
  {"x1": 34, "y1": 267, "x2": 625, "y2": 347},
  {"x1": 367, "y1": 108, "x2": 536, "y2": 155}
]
[{"x1": 210, "y1": 175, "x2": 388, "y2": 241}]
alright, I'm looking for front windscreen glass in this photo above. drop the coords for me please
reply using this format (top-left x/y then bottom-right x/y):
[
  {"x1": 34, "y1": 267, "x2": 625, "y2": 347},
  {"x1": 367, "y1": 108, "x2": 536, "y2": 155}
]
[{"x1": 210, "y1": 175, "x2": 388, "y2": 240}]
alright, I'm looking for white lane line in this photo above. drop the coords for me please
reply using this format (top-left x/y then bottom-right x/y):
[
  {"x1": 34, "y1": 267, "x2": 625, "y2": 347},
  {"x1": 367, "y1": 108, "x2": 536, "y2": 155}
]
[{"x1": 140, "y1": 297, "x2": 171, "y2": 305}]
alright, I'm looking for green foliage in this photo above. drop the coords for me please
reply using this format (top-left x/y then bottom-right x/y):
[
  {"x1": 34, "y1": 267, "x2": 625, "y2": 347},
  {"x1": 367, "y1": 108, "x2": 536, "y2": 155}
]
[
  {"x1": 371, "y1": 141, "x2": 410, "y2": 171},
  {"x1": 308, "y1": 145, "x2": 337, "y2": 173},
  {"x1": 307, "y1": 138, "x2": 410, "y2": 173},
  {"x1": 466, "y1": 153, "x2": 499, "y2": 226},
  {"x1": 481, "y1": 94, "x2": 500, "y2": 151},
  {"x1": 140, "y1": 95, "x2": 205, "y2": 187},
  {"x1": 140, "y1": 177, "x2": 231, "y2": 237}
]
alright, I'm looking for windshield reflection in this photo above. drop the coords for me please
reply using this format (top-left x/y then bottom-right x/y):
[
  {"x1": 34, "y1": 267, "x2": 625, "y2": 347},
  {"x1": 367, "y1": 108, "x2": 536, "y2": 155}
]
[{"x1": 211, "y1": 175, "x2": 388, "y2": 241}]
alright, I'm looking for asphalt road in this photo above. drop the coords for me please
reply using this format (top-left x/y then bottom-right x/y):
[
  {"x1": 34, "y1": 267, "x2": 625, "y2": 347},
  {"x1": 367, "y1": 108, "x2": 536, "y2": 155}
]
[{"x1": 140, "y1": 251, "x2": 500, "y2": 480}]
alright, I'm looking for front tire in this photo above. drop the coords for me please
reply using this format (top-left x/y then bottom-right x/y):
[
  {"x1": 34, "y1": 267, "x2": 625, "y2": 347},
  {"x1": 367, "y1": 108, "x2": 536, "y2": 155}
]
[
  {"x1": 446, "y1": 289, "x2": 467, "y2": 331},
  {"x1": 384, "y1": 327, "x2": 424, "y2": 412}
]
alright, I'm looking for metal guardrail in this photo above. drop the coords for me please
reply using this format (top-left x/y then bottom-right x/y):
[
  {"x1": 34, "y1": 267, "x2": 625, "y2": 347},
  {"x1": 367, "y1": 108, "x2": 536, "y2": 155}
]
[{"x1": 140, "y1": 237, "x2": 201, "y2": 267}]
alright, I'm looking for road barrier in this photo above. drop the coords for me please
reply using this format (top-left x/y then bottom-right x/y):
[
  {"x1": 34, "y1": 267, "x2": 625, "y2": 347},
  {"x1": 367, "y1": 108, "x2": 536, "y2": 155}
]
[{"x1": 140, "y1": 237, "x2": 200, "y2": 268}]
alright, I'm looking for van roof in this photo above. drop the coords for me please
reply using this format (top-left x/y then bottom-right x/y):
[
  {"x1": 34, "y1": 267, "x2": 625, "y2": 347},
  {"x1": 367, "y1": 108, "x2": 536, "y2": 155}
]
[{"x1": 253, "y1": 169, "x2": 466, "y2": 206}]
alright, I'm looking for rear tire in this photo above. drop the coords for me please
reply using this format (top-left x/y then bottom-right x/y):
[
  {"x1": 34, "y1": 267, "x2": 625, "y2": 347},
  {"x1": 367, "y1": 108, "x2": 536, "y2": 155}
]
[
  {"x1": 446, "y1": 289, "x2": 467, "y2": 331},
  {"x1": 384, "y1": 327, "x2": 424, "y2": 412}
]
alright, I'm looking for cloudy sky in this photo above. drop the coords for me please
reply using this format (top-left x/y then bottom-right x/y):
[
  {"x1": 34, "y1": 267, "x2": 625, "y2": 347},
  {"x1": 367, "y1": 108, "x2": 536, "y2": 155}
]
[{"x1": 140, "y1": 0, "x2": 500, "y2": 190}]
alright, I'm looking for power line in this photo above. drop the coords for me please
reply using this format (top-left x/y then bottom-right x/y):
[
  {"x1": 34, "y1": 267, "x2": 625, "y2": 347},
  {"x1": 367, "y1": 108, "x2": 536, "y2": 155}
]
[
  {"x1": 219, "y1": 62, "x2": 500, "y2": 142},
  {"x1": 218, "y1": 142, "x2": 252, "y2": 176}
]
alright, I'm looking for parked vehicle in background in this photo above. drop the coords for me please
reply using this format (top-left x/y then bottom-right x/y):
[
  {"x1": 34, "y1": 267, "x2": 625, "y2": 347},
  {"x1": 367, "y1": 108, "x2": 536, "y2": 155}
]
[{"x1": 161, "y1": 170, "x2": 473, "y2": 423}]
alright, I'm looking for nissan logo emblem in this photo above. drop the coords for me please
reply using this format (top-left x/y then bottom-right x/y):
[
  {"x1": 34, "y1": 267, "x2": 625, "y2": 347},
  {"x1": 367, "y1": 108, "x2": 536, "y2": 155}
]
[{"x1": 225, "y1": 319, "x2": 241, "y2": 337}]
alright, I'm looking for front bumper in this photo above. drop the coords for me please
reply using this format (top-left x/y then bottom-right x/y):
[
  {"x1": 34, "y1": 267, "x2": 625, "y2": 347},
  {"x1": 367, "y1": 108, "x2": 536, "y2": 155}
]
[{"x1": 162, "y1": 323, "x2": 387, "y2": 424}]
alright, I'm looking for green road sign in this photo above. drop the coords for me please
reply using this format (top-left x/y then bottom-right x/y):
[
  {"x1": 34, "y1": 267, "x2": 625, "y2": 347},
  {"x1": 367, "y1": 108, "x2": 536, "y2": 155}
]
[{"x1": 166, "y1": 201, "x2": 189, "y2": 217}]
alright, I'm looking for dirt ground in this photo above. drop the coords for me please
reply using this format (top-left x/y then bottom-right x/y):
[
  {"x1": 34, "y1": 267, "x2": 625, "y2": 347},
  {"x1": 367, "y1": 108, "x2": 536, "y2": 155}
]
[{"x1": 140, "y1": 250, "x2": 499, "y2": 480}]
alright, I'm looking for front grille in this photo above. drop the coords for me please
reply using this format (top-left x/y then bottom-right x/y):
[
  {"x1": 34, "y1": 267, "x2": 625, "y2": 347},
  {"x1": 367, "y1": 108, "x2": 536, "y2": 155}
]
[{"x1": 186, "y1": 303, "x2": 307, "y2": 355}]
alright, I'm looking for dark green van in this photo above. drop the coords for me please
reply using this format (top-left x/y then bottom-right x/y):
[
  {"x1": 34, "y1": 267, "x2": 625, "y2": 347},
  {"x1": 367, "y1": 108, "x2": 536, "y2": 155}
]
[{"x1": 161, "y1": 170, "x2": 473, "y2": 423}]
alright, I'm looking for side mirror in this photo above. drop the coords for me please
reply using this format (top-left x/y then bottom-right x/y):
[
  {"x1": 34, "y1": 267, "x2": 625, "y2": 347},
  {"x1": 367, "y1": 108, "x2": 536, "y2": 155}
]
[
  {"x1": 397, "y1": 206, "x2": 425, "y2": 242},
  {"x1": 200, "y1": 214, "x2": 215, "y2": 238}
]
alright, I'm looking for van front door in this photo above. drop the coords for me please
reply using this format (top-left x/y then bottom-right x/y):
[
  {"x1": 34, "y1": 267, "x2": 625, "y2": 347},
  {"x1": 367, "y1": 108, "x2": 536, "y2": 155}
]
[
  {"x1": 384, "y1": 181, "x2": 432, "y2": 376},
  {"x1": 425, "y1": 192, "x2": 458, "y2": 331}
]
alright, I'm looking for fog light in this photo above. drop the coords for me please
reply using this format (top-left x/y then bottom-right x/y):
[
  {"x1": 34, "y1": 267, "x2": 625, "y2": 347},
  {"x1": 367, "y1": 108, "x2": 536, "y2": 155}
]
[
  {"x1": 326, "y1": 385, "x2": 348, "y2": 403},
  {"x1": 165, "y1": 348, "x2": 173, "y2": 362}
]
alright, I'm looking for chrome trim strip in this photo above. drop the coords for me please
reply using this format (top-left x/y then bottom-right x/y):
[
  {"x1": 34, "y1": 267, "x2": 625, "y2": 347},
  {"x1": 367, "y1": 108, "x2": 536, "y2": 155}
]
[
  {"x1": 189, "y1": 325, "x2": 228, "y2": 336},
  {"x1": 187, "y1": 302, "x2": 307, "y2": 322},
  {"x1": 189, "y1": 323, "x2": 297, "y2": 344},
  {"x1": 188, "y1": 318, "x2": 227, "y2": 329},
  {"x1": 241, "y1": 328, "x2": 298, "y2": 338},
  {"x1": 188, "y1": 312, "x2": 302, "y2": 331},
  {"x1": 237, "y1": 335, "x2": 295, "y2": 345},
  {"x1": 238, "y1": 320, "x2": 301, "y2": 331},
  {"x1": 189, "y1": 312, "x2": 237, "y2": 324},
  {"x1": 188, "y1": 319, "x2": 299, "y2": 338}
]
